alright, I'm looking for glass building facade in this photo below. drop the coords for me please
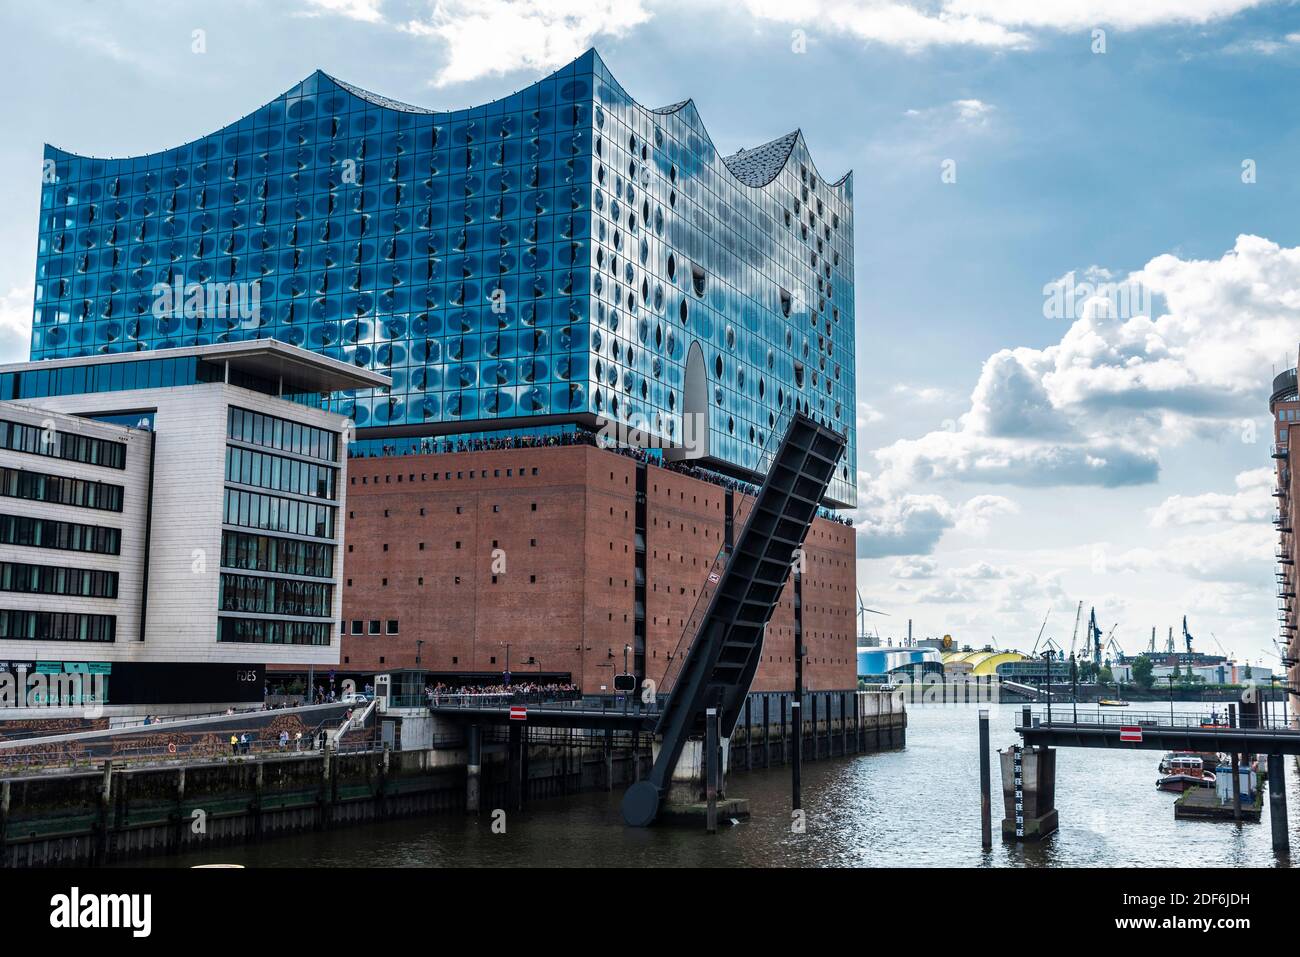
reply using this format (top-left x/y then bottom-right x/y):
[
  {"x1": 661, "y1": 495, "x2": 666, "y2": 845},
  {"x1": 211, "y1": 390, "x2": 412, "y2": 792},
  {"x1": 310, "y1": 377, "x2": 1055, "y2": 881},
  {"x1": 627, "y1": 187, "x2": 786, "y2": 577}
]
[{"x1": 30, "y1": 50, "x2": 856, "y2": 506}]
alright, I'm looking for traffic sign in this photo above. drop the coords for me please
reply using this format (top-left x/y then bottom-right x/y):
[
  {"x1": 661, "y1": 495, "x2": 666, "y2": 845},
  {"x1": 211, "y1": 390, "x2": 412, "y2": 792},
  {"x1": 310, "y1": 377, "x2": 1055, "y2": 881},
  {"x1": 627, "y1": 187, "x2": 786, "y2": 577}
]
[
  {"x1": 509, "y1": 706, "x2": 527, "y2": 721},
  {"x1": 1119, "y1": 725, "x2": 1142, "y2": 743},
  {"x1": 613, "y1": 673, "x2": 636, "y2": 692}
]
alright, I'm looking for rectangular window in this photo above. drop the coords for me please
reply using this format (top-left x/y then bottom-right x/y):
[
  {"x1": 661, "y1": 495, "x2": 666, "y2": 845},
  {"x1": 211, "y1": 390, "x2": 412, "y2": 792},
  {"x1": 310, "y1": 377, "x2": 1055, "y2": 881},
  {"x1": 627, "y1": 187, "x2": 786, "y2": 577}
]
[
  {"x1": 222, "y1": 488, "x2": 334, "y2": 539},
  {"x1": 0, "y1": 609, "x2": 115, "y2": 642},
  {"x1": 0, "y1": 513, "x2": 120, "y2": 555},
  {"x1": 386, "y1": 619, "x2": 399, "y2": 635},
  {"x1": 0, "y1": 560, "x2": 118, "y2": 598},
  {"x1": 227, "y1": 406, "x2": 338, "y2": 462},
  {"x1": 218, "y1": 573, "x2": 332, "y2": 617},
  {"x1": 0, "y1": 466, "x2": 124, "y2": 512},
  {"x1": 368, "y1": 619, "x2": 381, "y2": 635},
  {"x1": 0, "y1": 419, "x2": 126, "y2": 470},
  {"x1": 217, "y1": 617, "x2": 330, "y2": 646}
]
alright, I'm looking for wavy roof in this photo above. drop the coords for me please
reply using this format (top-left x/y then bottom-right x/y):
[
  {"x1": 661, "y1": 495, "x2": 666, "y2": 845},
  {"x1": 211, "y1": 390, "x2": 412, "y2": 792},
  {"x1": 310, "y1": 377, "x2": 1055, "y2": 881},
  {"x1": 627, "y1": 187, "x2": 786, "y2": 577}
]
[
  {"x1": 722, "y1": 132, "x2": 802, "y2": 188},
  {"x1": 46, "y1": 49, "x2": 852, "y2": 194}
]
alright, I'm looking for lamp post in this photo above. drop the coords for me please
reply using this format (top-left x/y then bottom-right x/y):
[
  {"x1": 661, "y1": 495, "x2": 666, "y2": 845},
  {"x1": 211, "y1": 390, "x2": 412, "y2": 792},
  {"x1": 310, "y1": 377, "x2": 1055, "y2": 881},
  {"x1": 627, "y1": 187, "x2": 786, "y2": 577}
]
[{"x1": 1167, "y1": 674, "x2": 1176, "y2": 725}]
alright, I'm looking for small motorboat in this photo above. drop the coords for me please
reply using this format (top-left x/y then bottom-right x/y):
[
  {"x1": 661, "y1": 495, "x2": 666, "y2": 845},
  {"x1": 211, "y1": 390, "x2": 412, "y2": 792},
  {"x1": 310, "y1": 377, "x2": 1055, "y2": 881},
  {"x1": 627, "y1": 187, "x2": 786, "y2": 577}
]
[
  {"x1": 1159, "y1": 750, "x2": 1222, "y2": 774},
  {"x1": 1098, "y1": 699, "x2": 1129, "y2": 707},
  {"x1": 1157, "y1": 756, "x2": 1216, "y2": 792}
]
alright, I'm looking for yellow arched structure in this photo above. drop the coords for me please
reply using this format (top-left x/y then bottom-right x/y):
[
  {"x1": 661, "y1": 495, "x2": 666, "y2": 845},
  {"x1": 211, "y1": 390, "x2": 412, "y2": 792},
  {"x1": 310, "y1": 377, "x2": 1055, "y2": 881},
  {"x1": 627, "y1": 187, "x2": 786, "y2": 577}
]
[{"x1": 941, "y1": 650, "x2": 1026, "y2": 676}]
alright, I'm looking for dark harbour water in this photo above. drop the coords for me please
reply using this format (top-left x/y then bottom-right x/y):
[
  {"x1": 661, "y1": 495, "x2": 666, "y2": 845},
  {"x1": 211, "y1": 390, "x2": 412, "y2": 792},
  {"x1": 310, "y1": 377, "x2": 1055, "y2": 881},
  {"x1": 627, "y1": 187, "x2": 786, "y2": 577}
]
[{"x1": 137, "y1": 701, "x2": 1298, "y2": 868}]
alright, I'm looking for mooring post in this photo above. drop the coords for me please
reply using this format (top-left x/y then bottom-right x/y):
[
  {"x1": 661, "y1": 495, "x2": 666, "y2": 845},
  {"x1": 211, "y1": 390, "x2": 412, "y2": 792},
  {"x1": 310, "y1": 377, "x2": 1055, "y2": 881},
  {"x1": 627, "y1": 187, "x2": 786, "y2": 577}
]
[
  {"x1": 603, "y1": 727, "x2": 613, "y2": 792},
  {"x1": 780, "y1": 693, "x2": 788, "y2": 765},
  {"x1": 97, "y1": 759, "x2": 114, "y2": 863},
  {"x1": 706, "y1": 706, "x2": 719, "y2": 834},
  {"x1": 745, "y1": 697, "x2": 753, "y2": 771},
  {"x1": 791, "y1": 697, "x2": 802, "y2": 812},
  {"x1": 508, "y1": 723, "x2": 525, "y2": 811},
  {"x1": 0, "y1": 779, "x2": 9, "y2": 866},
  {"x1": 1269, "y1": 753, "x2": 1290, "y2": 855},
  {"x1": 979, "y1": 708, "x2": 992, "y2": 850},
  {"x1": 762, "y1": 695, "x2": 771, "y2": 769},
  {"x1": 466, "y1": 724, "x2": 481, "y2": 814},
  {"x1": 1230, "y1": 703, "x2": 1241, "y2": 822}
]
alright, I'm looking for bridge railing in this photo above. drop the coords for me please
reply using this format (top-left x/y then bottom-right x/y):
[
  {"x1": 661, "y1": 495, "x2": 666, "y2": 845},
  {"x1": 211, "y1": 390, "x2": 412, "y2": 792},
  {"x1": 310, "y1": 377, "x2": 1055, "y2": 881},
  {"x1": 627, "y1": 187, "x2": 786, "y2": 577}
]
[{"x1": 1027, "y1": 707, "x2": 1290, "y2": 732}]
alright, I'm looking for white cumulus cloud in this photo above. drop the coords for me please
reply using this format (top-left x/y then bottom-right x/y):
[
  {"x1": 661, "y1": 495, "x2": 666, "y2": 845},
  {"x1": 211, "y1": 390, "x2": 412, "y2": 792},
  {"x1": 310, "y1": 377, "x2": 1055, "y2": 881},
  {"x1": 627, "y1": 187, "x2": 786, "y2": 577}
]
[
  {"x1": 403, "y1": 0, "x2": 651, "y2": 86},
  {"x1": 876, "y1": 235, "x2": 1300, "y2": 491},
  {"x1": 1149, "y1": 468, "x2": 1274, "y2": 527}
]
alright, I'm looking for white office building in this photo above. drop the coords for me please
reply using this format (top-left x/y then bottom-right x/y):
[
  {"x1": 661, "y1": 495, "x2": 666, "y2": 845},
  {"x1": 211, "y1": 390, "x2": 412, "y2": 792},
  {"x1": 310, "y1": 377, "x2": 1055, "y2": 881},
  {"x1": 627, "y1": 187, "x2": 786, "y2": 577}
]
[{"x1": 0, "y1": 341, "x2": 388, "y2": 715}]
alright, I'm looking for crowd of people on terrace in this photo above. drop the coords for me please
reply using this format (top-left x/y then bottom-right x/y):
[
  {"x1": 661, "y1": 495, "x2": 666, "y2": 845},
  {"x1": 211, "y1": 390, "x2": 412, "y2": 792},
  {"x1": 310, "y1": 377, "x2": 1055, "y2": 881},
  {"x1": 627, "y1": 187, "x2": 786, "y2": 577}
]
[{"x1": 424, "y1": 681, "x2": 580, "y2": 701}]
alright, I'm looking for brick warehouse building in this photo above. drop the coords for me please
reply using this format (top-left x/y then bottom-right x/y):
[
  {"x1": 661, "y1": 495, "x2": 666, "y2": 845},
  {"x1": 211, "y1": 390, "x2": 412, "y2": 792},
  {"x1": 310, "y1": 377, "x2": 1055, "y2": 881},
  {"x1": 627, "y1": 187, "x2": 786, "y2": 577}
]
[
  {"x1": 30, "y1": 49, "x2": 859, "y2": 697},
  {"x1": 319, "y1": 443, "x2": 856, "y2": 693}
]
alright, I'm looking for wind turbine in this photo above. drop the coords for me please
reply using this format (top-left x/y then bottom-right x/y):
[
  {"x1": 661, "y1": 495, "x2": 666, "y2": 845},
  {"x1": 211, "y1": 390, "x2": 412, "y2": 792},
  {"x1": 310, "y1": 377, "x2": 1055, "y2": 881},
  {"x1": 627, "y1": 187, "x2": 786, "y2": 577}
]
[{"x1": 856, "y1": 589, "x2": 889, "y2": 640}]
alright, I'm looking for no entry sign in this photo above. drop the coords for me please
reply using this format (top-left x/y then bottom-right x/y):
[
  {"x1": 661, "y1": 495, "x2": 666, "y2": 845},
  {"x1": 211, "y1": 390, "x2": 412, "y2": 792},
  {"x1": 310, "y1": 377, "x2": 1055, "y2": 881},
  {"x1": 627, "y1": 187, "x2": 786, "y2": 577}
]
[
  {"x1": 509, "y1": 706, "x2": 527, "y2": 721},
  {"x1": 1119, "y1": 725, "x2": 1142, "y2": 743}
]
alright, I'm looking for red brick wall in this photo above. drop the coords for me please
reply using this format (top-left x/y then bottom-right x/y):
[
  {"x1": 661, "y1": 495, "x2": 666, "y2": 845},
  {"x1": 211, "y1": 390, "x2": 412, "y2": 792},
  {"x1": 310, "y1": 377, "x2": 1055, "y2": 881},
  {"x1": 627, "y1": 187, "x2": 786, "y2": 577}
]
[{"x1": 278, "y1": 445, "x2": 857, "y2": 692}]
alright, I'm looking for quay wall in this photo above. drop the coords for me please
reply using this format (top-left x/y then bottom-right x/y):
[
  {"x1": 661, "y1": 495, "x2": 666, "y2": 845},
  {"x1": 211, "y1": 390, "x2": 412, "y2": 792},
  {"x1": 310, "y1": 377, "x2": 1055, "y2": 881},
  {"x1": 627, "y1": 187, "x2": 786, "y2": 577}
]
[{"x1": 0, "y1": 692, "x2": 905, "y2": 866}]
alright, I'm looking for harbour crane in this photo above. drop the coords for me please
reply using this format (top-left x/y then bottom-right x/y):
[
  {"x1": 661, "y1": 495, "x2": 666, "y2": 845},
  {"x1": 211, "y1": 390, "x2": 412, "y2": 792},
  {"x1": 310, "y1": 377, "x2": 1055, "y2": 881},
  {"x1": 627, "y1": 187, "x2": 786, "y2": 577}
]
[
  {"x1": 1068, "y1": 601, "x2": 1083, "y2": 662},
  {"x1": 1030, "y1": 606, "x2": 1051, "y2": 656},
  {"x1": 1182, "y1": 615, "x2": 1195, "y2": 655},
  {"x1": 1087, "y1": 608, "x2": 1104, "y2": 665},
  {"x1": 1148, "y1": 627, "x2": 1157, "y2": 655},
  {"x1": 1209, "y1": 632, "x2": 1229, "y2": 657},
  {"x1": 1103, "y1": 626, "x2": 1124, "y2": 666},
  {"x1": 1166, "y1": 627, "x2": 1176, "y2": 655}
]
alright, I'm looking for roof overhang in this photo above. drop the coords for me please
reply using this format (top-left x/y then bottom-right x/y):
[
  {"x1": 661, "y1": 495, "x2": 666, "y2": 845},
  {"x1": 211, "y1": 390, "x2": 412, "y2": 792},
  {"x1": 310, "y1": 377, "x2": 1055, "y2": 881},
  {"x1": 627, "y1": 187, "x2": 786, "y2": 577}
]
[
  {"x1": 0, "y1": 340, "x2": 391, "y2": 394},
  {"x1": 196, "y1": 340, "x2": 390, "y2": 393}
]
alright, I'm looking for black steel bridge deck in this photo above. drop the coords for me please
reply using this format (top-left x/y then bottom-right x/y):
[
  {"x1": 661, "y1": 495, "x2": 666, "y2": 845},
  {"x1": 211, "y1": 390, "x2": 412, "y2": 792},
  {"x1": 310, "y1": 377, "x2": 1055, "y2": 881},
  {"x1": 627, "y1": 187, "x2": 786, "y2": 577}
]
[{"x1": 1016, "y1": 707, "x2": 1300, "y2": 754}]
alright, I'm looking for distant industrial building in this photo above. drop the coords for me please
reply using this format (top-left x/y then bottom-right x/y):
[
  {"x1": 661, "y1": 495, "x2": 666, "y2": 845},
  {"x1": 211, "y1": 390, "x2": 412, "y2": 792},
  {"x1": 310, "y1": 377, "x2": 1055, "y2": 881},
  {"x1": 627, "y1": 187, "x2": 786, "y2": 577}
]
[{"x1": 856, "y1": 646, "x2": 940, "y2": 683}]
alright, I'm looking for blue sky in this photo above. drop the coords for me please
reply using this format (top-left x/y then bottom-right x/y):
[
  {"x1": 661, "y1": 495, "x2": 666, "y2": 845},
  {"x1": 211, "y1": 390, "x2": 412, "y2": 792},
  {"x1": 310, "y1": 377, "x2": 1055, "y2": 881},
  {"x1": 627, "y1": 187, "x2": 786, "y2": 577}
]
[{"x1": 1, "y1": 0, "x2": 1298, "y2": 668}]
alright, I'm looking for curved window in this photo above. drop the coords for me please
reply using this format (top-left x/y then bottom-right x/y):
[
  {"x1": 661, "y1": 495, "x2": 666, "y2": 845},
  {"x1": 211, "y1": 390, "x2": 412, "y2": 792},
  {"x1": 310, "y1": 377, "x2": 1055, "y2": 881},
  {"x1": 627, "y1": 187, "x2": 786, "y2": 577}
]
[{"x1": 691, "y1": 263, "x2": 707, "y2": 297}]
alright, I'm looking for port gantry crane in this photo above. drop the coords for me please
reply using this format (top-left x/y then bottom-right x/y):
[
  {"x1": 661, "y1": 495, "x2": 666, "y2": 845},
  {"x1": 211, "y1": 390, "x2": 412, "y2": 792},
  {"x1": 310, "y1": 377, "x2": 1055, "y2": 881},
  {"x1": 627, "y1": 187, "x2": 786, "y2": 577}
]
[
  {"x1": 1067, "y1": 600, "x2": 1083, "y2": 663},
  {"x1": 1030, "y1": 606, "x2": 1051, "y2": 656},
  {"x1": 1103, "y1": 626, "x2": 1124, "y2": 666},
  {"x1": 1086, "y1": 607, "x2": 1104, "y2": 666}
]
